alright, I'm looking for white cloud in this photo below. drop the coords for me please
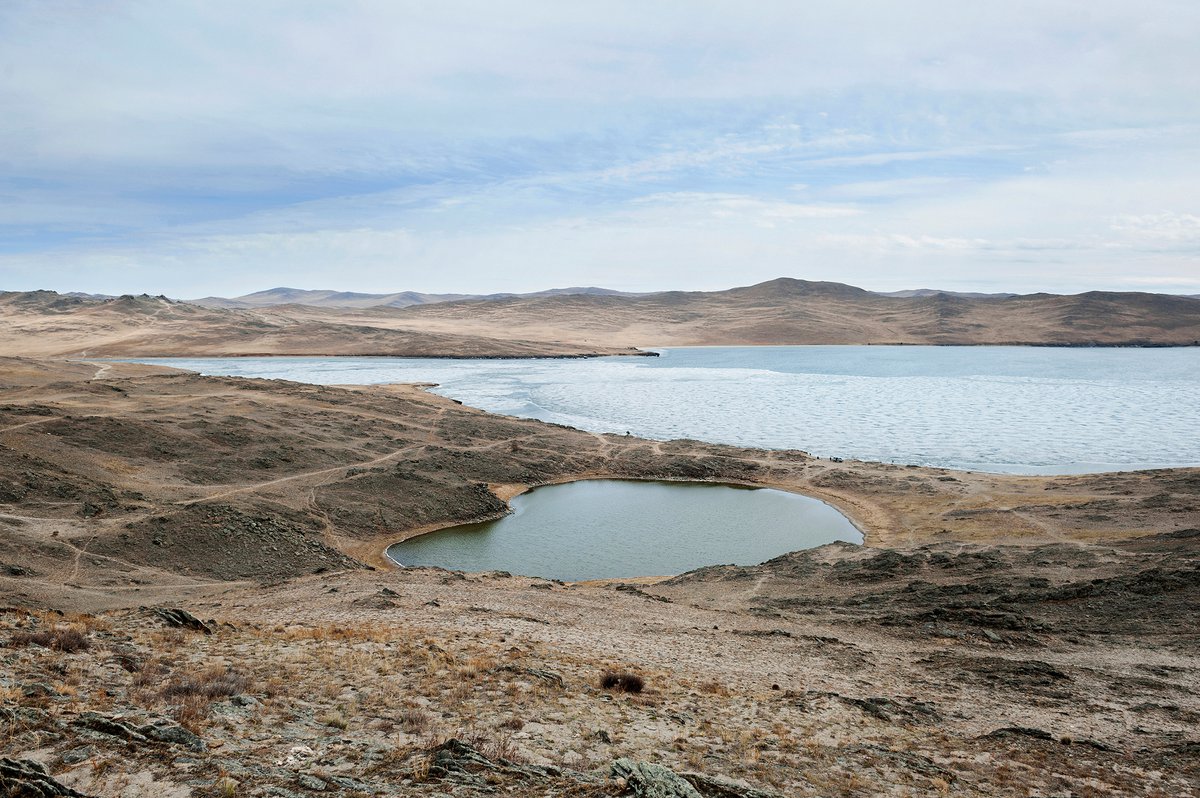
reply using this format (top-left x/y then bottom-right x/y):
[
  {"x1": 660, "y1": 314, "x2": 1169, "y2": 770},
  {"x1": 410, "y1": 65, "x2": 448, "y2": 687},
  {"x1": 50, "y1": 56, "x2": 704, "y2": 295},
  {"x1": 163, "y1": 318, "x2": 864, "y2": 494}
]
[{"x1": 2, "y1": 1, "x2": 1199, "y2": 294}]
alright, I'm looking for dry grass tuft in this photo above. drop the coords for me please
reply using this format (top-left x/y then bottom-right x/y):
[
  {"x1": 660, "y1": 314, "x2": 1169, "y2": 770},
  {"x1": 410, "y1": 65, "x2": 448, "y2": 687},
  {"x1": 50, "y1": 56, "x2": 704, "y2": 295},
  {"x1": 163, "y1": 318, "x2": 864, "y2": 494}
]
[
  {"x1": 162, "y1": 666, "x2": 250, "y2": 700},
  {"x1": 10, "y1": 625, "x2": 90, "y2": 653},
  {"x1": 600, "y1": 670, "x2": 645, "y2": 694},
  {"x1": 318, "y1": 709, "x2": 350, "y2": 730},
  {"x1": 400, "y1": 707, "x2": 433, "y2": 733}
]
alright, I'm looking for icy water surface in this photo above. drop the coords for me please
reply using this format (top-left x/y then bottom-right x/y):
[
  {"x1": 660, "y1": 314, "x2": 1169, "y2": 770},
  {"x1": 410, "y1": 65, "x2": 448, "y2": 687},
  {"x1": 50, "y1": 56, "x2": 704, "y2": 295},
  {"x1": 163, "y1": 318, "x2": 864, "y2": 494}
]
[
  {"x1": 386, "y1": 480, "x2": 861, "y2": 581},
  {"x1": 138, "y1": 345, "x2": 1200, "y2": 474}
]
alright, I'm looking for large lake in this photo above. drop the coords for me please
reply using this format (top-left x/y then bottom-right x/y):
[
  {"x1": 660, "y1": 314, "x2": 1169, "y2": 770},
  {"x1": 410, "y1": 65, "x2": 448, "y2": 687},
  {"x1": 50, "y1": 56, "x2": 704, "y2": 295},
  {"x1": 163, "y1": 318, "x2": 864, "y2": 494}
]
[
  {"x1": 139, "y1": 345, "x2": 1200, "y2": 474},
  {"x1": 386, "y1": 479, "x2": 861, "y2": 581}
]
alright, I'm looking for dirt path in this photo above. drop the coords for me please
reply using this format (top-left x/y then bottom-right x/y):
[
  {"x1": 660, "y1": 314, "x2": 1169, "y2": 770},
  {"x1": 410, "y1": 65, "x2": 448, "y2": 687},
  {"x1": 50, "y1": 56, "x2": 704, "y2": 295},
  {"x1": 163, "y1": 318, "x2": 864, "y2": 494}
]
[
  {"x1": 177, "y1": 443, "x2": 421, "y2": 506},
  {"x1": 0, "y1": 416, "x2": 57, "y2": 434}
]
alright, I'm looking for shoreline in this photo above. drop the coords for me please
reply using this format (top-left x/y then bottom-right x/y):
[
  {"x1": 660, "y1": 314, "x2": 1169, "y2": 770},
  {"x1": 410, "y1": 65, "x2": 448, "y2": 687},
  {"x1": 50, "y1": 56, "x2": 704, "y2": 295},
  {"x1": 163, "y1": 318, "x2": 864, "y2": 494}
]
[
  {"x1": 376, "y1": 475, "x2": 869, "y2": 580},
  {"x1": 3, "y1": 356, "x2": 1197, "y2": 603},
  {"x1": 84, "y1": 353, "x2": 1200, "y2": 479}
]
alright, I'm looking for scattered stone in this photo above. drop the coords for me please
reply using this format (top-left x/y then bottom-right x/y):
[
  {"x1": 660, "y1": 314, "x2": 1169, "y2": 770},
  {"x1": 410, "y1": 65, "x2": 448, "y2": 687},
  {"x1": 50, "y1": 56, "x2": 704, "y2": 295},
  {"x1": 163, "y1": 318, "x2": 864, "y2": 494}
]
[
  {"x1": 496, "y1": 664, "x2": 565, "y2": 688},
  {"x1": 350, "y1": 591, "x2": 398, "y2": 609},
  {"x1": 296, "y1": 773, "x2": 327, "y2": 790},
  {"x1": 614, "y1": 584, "x2": 672, "y2": 602},
  {"x1": 22, "y1": 682, "x2": 59, "y2": 698},
  {"x1": 681, "y1": 770, "x2": 786, "y2": 798},
  {"x1": 70, "y1": 711, "x2": 149, "y2": 744},
  {"x1": 138, "y1": 719, "x2": 206, "y2": 751},
  {"x1": 732, "y1": 628, "x2": 792, "y2": 638},
  {"x1": 152, "y1": 608, "x2": 214, "y2": 635},
  {"x1": 68, "y1": 712, "x2": 205, "y2": 751},
  {"x1": 325, "y1": 774, "x2": 372, "y2": 792},
  {"x1": 0, "y1": 706, "x2": 51, "y2": 730},
  {"x1": 845, "y1": 745, "x2": 955, "y2": 780},
  {"x1": 981, "y1": 726, "x2": 1055, "y2": 741},
  {"x1": 58, "y1": 746, "x2": 94, "y2": 766},
  {"x1": 0, "y1": 757, "x2": 93, "y2": 797},
  {"x1": 278, "y1": 745, "x2": 315, "y2": 767},
  {"x1": 427, "y1": 738, "x2": 497, "y2": 787},
  {"x1": 609, "y1": 759, "x2": 703, "y2": 798}
]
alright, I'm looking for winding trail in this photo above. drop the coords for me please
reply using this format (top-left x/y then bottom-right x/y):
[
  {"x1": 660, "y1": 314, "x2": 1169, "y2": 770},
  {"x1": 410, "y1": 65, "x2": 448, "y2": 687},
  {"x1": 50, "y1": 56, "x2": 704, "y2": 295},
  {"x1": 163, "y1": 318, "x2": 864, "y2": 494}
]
[
  {"x1": 0, "y1": 417, "x2": 57, "y2": 434},
  {"x1": 176, "y1": 447, "x2": 414, "y2": 506}
]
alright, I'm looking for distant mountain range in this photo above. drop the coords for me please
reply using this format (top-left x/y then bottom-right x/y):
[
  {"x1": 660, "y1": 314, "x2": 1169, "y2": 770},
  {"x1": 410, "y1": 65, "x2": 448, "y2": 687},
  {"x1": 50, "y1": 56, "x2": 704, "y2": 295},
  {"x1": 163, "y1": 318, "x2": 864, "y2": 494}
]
[
  {"x1": 189, "y1": 285, "x2": 646, "y2": 309},
  {"x1": 187, "y1": 285, "x2": 1064, "y2": 309},
  {"x1": 380, "y1": 277, "x2": 1200, "y2": 348},
  {"x1": 38, "y1": 284, "x2": 1197, "y2": 309},
  {"x1": 2, "y1": 278, "x2": 1197, "y2": 358}
]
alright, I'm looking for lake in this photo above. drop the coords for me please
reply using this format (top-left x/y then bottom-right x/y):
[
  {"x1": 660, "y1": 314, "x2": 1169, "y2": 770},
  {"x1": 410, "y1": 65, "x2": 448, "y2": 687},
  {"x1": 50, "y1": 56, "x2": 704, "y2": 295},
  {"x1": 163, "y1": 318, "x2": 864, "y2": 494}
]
[
  {"x1": 385, "y1": 479, "x2": 862, "y2": 581},
  {"x1": 140, "y1": 345, "x2": 1200, "y2": 474}
]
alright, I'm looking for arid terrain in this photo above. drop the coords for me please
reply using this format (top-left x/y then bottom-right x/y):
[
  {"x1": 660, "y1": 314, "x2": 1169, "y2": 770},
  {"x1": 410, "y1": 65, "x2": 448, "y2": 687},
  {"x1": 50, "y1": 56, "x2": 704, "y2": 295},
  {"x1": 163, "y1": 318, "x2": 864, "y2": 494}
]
[
  {"x1": 362, "y1": 278, "x2": 1200, "y2": 348},
  {"x1": 0, "y1": 292, "x2": 646, "y2": 359},
  {"x1": 3, "y1": 278, "x2": 1198, "y2": 360},
  {"x1": 1, "y1": 356, "x2": 1197, "y2": 796}
]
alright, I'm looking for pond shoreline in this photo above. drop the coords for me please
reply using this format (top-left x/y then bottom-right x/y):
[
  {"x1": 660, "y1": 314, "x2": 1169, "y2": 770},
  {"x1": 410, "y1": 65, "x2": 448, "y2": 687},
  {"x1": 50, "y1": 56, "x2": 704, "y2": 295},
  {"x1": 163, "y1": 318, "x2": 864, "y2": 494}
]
[{"x1": 383, "y1": 478, "x2": 863, "y2": 582}]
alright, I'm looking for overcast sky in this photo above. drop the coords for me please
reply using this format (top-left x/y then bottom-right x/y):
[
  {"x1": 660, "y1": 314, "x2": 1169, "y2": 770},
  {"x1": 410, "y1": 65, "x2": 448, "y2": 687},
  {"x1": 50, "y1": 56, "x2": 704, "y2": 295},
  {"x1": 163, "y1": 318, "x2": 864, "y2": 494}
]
[{"x1": 1, "y1": 1, "x2": 1198, "y2": 297}]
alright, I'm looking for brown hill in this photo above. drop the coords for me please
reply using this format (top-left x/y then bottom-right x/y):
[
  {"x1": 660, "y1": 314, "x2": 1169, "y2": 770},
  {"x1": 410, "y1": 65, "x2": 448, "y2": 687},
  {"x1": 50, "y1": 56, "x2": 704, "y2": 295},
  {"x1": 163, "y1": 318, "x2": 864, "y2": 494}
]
[
  {"x1": 0, "y1": 291, "x2": 644, "y2": 358},
  {"x1": 3, "y1": 279, "x2": 1197, "y2": 358},
  {"x1": 387, "y1": 278, "x2": 1200, "y2": 347}
]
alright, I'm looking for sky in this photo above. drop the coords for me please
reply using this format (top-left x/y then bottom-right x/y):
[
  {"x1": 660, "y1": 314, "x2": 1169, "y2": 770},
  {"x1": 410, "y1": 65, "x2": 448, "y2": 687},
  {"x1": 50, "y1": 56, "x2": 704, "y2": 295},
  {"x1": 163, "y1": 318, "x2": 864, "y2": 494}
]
[{"x1": 1, "y1": 1, "x2": 1198, "y2": 298}]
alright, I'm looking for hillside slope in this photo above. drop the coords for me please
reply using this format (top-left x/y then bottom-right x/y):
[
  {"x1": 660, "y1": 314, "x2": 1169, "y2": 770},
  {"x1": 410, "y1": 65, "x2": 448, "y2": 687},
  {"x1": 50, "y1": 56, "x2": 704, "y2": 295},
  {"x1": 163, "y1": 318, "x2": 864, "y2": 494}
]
[
  {"x1": 0, "y1": 291, "x2": 644, "y2": 358},
  {"x1": 388, "y1": 278, "x2": 1200, "y2": 346}
]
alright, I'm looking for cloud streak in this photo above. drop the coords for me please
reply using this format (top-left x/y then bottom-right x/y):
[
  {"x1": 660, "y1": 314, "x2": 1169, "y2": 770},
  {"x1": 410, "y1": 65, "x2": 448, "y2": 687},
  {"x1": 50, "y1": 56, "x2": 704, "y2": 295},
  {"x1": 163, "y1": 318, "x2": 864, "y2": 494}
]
[{"x1": 0, "y1": 1, "x2": 1197, "y2": 295}]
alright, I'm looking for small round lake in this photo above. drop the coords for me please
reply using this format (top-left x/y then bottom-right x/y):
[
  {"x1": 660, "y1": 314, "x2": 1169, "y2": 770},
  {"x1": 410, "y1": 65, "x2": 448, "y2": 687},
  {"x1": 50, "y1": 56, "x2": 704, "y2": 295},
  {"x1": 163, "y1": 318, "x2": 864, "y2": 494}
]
[{"x1": 386, "y1": 480, "x2": 862, "y2": 581}]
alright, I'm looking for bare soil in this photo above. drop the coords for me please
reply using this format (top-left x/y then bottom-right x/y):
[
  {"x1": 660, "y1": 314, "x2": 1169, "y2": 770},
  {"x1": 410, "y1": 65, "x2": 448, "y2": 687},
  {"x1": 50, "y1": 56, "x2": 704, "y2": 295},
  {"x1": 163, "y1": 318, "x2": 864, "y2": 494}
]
[{"x1": 1, "y1": 356, "x2": 1197, "y2": 797}]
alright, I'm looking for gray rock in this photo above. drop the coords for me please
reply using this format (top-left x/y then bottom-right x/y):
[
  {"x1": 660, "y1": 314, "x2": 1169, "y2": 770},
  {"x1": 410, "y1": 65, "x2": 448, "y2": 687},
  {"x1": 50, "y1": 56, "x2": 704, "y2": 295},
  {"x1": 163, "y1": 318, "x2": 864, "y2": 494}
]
[
  {"x1": 70, "y1": 712, "x2": 148, "y2": 744},
  {"x1": 325, "y1": 775, "x2": 373, "y2": 791},
  {"x1": 0, "y1": 706, "x2": 52, "y2": 730},
  {"x1": 610, "y1": 759, "x2": 703, "y2": 798},
  {"x1": 296, "y1": 773, "x2": 327, "y2": 790},
  {"x1": 69, "y1": 713, "x2": 205, "y2": 752},
  {"x1": 152, "y1": 607, "x2": 214, "y2": 635},
  {"x1": 58, "y1": 747, "x2": 95, "y2": 766},
  {"x1": 0, "y1": 757, "x2": 94, "y2": 797},
  {"x1": 137, "y1": 720, "x2": 207, "y2": 752},
  {"x1": 428, "y1": 739, "x2": 494, "y2": 786},
  {"x1": 495, "y1": 664, "x2": 565, "y2": 688},
  {"x1": 682, "y1": 771, "x2": 785, "y2": 798}
]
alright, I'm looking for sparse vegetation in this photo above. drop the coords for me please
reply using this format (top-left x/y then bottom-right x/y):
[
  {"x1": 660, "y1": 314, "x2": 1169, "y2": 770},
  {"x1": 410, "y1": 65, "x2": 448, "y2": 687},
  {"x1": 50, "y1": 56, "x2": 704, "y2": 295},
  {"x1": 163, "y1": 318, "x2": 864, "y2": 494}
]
[
  {"x1": 162, "y1": 666, "x2": 250, "y2": 700},
  {"x1": 600, "y1": 670, "x2": 645, "y2": 694},
  {"x1": 0, "y1": 359, "x2": 1197, "y2": 797},
  {"x1": 10, "y1": 625, "x2": 90, "y2": 653}
]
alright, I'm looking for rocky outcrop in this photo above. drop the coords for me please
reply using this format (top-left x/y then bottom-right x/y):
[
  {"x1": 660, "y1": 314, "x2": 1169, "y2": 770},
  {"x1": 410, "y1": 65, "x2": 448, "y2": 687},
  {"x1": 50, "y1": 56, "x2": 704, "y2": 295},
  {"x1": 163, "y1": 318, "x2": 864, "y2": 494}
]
[{"x1": 0, "y1": 758, "x2": 92, "y2": 798}]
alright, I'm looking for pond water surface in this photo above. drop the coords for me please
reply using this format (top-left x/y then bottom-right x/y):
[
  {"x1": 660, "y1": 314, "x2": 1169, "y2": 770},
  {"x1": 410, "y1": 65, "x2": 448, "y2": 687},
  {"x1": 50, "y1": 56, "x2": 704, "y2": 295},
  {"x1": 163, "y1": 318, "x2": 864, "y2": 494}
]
[{"x1": 385, "y1": 479, "x2": 862, "y2": 581}]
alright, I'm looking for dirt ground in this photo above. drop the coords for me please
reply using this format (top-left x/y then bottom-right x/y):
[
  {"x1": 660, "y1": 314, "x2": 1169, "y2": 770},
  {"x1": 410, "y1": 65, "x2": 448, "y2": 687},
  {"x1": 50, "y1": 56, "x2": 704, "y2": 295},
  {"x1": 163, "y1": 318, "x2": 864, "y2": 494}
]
[{"x1": 1, "y1": 356, "x2": 1197, "y2": 797}]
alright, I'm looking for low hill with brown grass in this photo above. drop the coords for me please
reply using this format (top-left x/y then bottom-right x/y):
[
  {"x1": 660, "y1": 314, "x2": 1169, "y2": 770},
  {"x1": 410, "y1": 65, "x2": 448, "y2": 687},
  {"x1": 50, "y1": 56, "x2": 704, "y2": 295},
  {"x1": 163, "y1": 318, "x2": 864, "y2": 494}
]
[
  {"x1": 388, "y1": 278, "x2": 1200, "y2": 347},
  {"x1": 0, "y1": 291, "x2": 644, "y2": 358},
  {"x1": 3, "y1": 280, "x2": 1196, "y2": 359}
]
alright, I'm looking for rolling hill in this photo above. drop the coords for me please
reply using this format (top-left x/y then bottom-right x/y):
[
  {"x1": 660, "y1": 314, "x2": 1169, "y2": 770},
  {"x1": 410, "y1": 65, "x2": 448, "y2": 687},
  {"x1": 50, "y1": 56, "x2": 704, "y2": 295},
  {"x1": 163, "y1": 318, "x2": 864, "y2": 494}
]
[
  {"x1": 383, "y1": 278, "x2": 1200, "y2": 347},
  {"x1": 2, "y1": 279, "x2": 1197, "y2": 358}
]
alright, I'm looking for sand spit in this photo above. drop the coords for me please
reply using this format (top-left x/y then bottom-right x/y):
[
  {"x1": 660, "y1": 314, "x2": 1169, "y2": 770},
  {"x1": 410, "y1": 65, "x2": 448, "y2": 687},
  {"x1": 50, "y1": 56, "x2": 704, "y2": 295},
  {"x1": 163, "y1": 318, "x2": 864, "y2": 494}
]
[{"x1": 1, "y1": 356, "x2": 1197, "y2": 797}]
